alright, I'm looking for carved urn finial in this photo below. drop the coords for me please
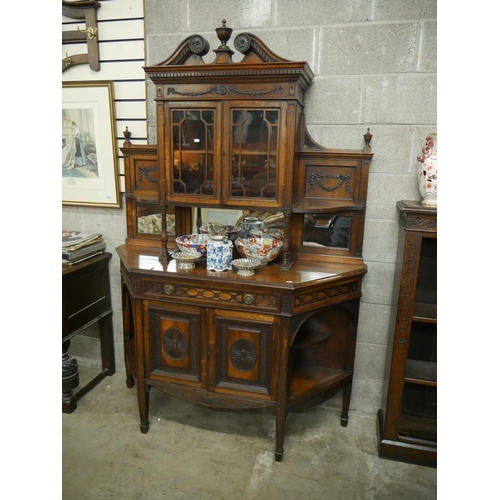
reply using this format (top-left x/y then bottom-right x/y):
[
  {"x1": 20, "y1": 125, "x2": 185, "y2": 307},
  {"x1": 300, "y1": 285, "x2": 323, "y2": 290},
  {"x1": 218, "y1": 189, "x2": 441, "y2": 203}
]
[
  {"x1": 215, "y1": 19, "x2": 233, "y2": 48},
  {"x1": 123, "y1": 126, "x2": 132, "y2": 147},
  {"x1": 213, "y1": 19, "x2": 234, "y2": 63},
  {"x1": 363, "y1": 128, "x2": 372, "y2": 151}
]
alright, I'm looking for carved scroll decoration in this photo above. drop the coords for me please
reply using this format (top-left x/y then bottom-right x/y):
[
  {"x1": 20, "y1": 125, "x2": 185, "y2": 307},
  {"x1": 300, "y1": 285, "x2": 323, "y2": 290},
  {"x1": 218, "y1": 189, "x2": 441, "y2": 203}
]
[
  {"x1": 396, "y1": 239, "x2": 420, "y2": 337},
  {"x1": 167, "y1": 85, "x2": 284, "y2": 98}
]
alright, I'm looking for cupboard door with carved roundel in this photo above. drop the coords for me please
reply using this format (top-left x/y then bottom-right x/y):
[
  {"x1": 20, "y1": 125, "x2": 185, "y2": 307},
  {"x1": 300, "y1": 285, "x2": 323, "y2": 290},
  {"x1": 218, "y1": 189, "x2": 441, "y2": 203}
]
[
  {"x1": 208, "y1": 309, "x2": 278, "y2": 400},
  {"x1": 144, "y1": 301, "x2": 205, "y2": 388}
]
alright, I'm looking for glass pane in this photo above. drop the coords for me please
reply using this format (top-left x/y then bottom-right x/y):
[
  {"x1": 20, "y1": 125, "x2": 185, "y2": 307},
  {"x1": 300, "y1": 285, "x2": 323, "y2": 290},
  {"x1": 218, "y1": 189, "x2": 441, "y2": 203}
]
[
  {"x1": 303, "y1": 215, "x2": 352, "y2": 249},
  {"x1": 230, "y1": 108, "x2": 279, "y2": 199},
  {"x1": 171, "y1": 108, "x2": 215, "y2": 195}
]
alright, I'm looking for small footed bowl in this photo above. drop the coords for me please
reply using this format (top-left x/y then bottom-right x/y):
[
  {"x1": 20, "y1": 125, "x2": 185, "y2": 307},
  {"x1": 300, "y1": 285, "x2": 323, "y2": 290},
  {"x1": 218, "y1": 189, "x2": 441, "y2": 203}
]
[
  {"x1": 232, "y1": 258, "x2": 261, "y2": 276},
  {"x1": 175, "y1": 234, "x2": 210, "y2": 256},
  {"x1": 171, "y1": 251, "x2": 202, "y2": 269},
  {"x1": 235, "y1": 236, "x2": 283, "y2": 265},
  {"x1": 199, "y1": 224, "x2": 241, "y2": 241}
]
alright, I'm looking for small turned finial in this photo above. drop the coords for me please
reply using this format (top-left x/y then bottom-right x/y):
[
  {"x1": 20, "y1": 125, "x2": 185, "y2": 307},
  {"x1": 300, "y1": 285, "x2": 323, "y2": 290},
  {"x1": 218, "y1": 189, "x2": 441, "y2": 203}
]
[
  {"x1": 123, "y1": 126, "x2": 132, "y2": 147},
  {"x1": 363, "y1": 128, "x2": 372, "y2": 150},
  {"x1": 215, "y1": 19, "x2": 233, "y2": 48}
]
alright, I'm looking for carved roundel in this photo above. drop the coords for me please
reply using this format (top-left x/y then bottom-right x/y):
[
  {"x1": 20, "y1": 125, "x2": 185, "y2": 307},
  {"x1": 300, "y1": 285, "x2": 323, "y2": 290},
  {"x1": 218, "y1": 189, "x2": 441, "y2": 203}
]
[
  {"x1": 230, "y1": 338, "x2": 257, "y2": 372},
  {"x1": 189, "y1": 35, "x2": 209, "y2": 55},
  {"x1": 163, "y1": 328, "x2": 188, "y2": 360},
  {"x1": 234, "y1": 33, "x2": 251, "y2": 53}
]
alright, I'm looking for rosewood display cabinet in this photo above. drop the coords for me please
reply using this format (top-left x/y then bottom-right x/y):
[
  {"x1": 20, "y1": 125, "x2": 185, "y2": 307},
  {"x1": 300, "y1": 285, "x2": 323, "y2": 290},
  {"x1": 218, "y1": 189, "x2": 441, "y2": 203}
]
[
  {"x1": 377, "y1": 201, "x2": 437, "y2": 467},
  {"x1": 117, "y1": 21, "x2": 373, "y2": 461}
]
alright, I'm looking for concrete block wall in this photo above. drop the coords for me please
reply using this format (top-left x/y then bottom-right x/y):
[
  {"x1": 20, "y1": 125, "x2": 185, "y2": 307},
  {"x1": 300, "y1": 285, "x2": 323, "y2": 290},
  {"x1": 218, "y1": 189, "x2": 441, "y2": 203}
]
[{"x1": 63, "y1": 0, "x2": 437, "y2": 416}]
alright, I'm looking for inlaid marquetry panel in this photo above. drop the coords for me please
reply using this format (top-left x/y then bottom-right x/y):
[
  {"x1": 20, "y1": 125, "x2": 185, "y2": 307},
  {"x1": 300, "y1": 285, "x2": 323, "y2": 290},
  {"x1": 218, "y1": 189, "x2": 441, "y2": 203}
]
[
  {"x1": 142, "y1": 280, "x2": 279, "y2": 311},
  {"x1": 294, "y1": 281, "x2": 358, "y2": 309}
]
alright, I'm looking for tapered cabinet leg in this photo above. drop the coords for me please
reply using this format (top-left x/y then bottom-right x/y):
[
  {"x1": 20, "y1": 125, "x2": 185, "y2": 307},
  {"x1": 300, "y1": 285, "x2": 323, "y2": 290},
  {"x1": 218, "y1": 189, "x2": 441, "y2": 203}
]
[
  {"x1": 274, "y1": 406, "x2": 288, "y2": 462},
  {"x1": 341, "y1": 380, "x2": 352, "y2": 427},
  {"x1": 139, "y1": 384, "x2": 150, "y2": 434}
]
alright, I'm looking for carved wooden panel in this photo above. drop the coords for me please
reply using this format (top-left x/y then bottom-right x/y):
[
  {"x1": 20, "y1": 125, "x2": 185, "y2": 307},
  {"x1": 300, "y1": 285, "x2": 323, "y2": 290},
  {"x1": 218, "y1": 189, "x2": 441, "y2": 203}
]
[
  {"x1": 209, "y1": 309, "x2": 276, "y2": 399},
  {"x1": 145, "y1": 301, "x2": 204, "y2": 387},
  {"x1": 296, "y1": 158, "x2": 362, "y2": 207}
]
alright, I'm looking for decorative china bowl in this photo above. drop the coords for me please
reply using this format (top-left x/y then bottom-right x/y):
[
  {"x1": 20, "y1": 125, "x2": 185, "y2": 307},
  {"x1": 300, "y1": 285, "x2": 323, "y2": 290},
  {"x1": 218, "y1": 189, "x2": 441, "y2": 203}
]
[
  {"x1": 171, "y1": 251, "x2": 202, "y2": 269},
  {"x1": 260, "y1": 227, "x2": 284, "y2": 241},
  {"x1": 234, "y1": 236, "x2": 283, "y2": 265},
  {"x1": 232, "y1": 258, "x2": 261, "y2": 276},
  {"x1": 175, "y1": 234, "x2": 210, "y2": 256},
  {"x1": 199, "y1": 224, "x2": 241, "y2": 241}
]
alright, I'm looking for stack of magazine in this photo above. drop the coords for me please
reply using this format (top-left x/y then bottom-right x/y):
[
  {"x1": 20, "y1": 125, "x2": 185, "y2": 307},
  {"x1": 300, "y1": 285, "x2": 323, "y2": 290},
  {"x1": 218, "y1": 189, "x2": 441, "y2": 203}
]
[{"x1": 62, "y1": 230, "x2": 106, "y2": 265}]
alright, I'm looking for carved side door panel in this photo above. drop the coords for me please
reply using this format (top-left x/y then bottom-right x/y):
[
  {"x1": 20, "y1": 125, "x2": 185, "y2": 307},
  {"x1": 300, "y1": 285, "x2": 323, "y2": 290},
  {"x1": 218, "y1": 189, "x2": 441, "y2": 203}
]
[
  {"x1": 144, "y1": 300, "x2": 206, "y2": 388},
  {"x1": 208, "y1": 309, "x2": 278, "y2": 400}
]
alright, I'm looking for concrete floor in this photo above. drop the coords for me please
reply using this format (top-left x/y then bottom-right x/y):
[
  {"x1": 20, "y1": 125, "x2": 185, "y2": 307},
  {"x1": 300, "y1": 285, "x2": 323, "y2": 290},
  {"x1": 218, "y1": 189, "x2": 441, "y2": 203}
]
[{"x1": 62, "y1": 366, "x2": 437, "y2": 499}]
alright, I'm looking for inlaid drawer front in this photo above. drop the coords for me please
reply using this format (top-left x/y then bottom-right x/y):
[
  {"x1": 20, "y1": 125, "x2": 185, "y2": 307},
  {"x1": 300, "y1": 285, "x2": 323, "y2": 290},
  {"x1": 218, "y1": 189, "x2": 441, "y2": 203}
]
[
  {"x1": 293, "y1": 281, "x2": 359, "y2": 311},
  {"x1": 142, "y1": 279, "x2": 280, "y2": 311}
]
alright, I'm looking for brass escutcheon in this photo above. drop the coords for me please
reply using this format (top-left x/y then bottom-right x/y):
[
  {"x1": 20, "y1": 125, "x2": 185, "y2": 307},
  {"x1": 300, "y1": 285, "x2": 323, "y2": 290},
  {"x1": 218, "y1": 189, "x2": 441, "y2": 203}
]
[
  {"x1": 164, "y1": 284, "x2": 174, "y2": 295},
  {"x1": 243, "y1": 294, "x2": 254, "y2": 305}
]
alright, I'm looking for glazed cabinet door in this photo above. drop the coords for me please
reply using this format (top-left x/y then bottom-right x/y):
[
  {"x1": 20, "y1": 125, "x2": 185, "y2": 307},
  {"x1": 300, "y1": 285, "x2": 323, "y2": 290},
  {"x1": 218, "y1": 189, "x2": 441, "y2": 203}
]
[
  {"x1": 207, "y1": 309, "x2": 278, "y2": 401},
  {"x1": 223, "y1": 102, "x2": 287, "y2": 208},
  {"x1": 143, "y1": 300, "x2": 206, "y2": 388},
  {"x1": 164, "y1": 102, "x2": 222, "y2": 204}
]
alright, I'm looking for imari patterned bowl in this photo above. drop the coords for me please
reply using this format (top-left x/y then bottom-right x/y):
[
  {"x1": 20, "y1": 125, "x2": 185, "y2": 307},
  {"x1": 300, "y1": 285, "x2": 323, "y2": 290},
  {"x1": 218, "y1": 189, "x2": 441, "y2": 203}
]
[
  {"x1": 234, "y1": 236, "x2": 283, "y2": 265},
  {"x1": 175, "y1": 234, "x2": 210, "y2": 256},
  {"x1": 199, "y1": 224, "x2": 241, "y2": 241}
]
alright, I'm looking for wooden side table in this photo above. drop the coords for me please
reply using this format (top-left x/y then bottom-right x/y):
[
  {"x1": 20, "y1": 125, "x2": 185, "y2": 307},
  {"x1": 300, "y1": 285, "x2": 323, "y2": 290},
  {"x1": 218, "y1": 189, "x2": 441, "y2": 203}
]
[{"x1": 62, "y1": 252, "x2": 115, "y2": 413}]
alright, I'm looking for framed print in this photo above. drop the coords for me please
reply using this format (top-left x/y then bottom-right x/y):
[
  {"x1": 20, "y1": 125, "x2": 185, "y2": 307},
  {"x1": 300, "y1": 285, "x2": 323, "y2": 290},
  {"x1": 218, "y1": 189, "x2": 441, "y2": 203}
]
[
  {"x1": 192, "y1": 208, "x2": 244, "y2": 231},
  {"x1": 62, "y1": 81, "x2": 121, "y2": 207}
]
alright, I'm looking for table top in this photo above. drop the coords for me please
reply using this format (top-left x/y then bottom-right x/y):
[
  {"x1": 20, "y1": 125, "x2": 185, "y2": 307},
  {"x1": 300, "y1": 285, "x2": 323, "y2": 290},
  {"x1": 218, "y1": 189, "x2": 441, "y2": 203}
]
[{"x1": 116, "y1": 244, "x2": 367, "y2": 289}]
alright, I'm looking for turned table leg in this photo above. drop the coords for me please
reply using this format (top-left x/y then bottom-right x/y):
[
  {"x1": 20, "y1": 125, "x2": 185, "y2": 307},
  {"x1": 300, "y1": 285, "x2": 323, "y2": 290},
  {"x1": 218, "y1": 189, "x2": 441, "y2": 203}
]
[{"x1": 62, "y1": 340, "x2": 79, "y2": 413}]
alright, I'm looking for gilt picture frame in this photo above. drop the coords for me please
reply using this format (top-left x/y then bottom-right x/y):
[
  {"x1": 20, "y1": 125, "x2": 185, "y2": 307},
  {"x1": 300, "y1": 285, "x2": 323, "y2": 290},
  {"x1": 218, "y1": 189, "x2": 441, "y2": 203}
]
[{"x1": 62, "y1": 81, "x2": 120, "y2": 207}]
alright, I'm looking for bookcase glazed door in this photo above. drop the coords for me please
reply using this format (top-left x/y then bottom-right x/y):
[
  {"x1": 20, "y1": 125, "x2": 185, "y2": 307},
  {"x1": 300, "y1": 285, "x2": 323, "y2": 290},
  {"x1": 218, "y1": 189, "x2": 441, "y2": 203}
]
[
  {"x1": 208, "y1": 308, "x2": 278, "y2": 401},
  {"x1": 164, "y1": 102, "x2": 222, "y2": 204},
  {"x1": 223, "y1": 102, "x2": 287, "y2": 208},
  {"x1": 144, "y1": 300, "x2": 206, "y2": 388}
]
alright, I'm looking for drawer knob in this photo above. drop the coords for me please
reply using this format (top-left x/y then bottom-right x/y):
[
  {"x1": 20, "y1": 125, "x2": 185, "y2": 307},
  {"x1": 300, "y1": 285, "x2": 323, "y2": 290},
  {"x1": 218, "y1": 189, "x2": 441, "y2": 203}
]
[
  {"x1": 243, "y1": 294, "x2": 254, "y2": 305},
  {"x1": 164, "y1": 284, "x2": 174, "y2": 295}
]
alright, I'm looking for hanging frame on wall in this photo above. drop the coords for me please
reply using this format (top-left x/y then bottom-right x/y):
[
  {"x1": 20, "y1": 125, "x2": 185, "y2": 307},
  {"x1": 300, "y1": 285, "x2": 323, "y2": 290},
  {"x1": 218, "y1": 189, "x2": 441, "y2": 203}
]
[{"x1": 62, "y1": 81, "x2": 121, "y2": 208}]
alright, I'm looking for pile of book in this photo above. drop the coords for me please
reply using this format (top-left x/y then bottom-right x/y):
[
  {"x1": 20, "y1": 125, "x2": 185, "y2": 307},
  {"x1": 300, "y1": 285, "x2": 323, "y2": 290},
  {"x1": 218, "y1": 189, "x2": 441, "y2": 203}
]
[{"x1": 62, "y1": 230, "x2": 106, "y2": 265}]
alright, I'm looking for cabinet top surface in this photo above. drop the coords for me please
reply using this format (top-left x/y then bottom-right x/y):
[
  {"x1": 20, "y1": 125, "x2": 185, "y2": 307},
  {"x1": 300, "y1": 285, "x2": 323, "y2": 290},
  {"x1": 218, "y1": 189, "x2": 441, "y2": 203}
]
[
  {"x1": 397, "y1": 200, "x2": 437, "y2": 215},
  {"x1": 62, "y1": 252, "x2": 111, "y2": 277},
  {"x1": 117, "y1": 244, "x2": 366, "y2": 288}
]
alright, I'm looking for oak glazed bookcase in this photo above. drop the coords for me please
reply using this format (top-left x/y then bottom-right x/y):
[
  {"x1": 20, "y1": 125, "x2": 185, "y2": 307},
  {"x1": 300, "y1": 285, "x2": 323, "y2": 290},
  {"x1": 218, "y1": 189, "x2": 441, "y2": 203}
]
[
  {"x1": 117, "y1": 21, "x2": 373, "y2": 461},
  {"x1": 377, "y1": 201, "x2": 437, "y2": 467}
]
